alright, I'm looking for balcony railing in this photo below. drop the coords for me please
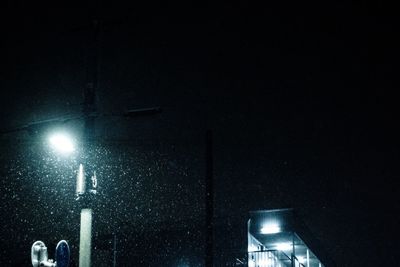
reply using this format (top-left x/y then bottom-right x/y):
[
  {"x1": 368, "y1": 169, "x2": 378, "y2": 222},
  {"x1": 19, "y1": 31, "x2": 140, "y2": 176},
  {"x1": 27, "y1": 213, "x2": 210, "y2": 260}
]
[{"x1": 248, "y1": 250, "x2": 305, "y2": 267}]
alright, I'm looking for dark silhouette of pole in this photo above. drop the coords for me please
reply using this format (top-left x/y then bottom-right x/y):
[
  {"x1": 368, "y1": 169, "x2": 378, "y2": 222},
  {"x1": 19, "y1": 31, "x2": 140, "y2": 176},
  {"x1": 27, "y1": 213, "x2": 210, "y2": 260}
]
[
  {"x1": 78, "y1": 19, "x2": 100, "y2": 267},
  {"x1": 205, "y1": 130, "x2": 214, "y2": 267},
  {"x1": 0, "y1": 16, "x2": 162, "y2": 267},
  {"x1": 83, "y1": 20, "x2": 99, "y2": 140}
]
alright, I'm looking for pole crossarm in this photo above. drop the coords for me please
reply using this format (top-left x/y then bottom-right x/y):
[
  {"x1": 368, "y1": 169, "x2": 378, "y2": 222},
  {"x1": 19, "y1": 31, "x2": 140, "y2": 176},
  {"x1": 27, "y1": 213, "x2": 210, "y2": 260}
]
[
  {"x1": 0, "y1": 107, "x2": 161, "y2": 135},
  {"x1": 0, "y1": 115, "x2": 83, "y2": 135}
]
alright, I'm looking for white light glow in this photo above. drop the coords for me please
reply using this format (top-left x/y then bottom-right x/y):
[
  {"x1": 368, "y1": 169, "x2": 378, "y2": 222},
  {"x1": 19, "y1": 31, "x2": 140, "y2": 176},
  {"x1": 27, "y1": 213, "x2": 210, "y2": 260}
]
[
  {"x1": 276, "y1": 243, "x2": 292, "y2": 251},
  {"x1": 49, "y1": 133, "x2": 75, "y2": 154},
  {"x1": 261, "y1": 223, "x2": 281, "y2": 234}
]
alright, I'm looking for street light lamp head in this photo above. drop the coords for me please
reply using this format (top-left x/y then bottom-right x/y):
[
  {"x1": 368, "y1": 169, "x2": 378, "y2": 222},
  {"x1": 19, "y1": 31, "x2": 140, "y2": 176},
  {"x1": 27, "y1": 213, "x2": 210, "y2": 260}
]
[{"x1": 49, "y1": 133, "x2": 75, "y2": 154}]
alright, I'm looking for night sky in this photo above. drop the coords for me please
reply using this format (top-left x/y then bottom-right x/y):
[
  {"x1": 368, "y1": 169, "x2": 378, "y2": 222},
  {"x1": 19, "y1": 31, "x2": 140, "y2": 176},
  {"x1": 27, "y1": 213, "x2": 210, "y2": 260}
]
[{"x1": 1, "y1": 1, "x2": 399, "y2": 266}]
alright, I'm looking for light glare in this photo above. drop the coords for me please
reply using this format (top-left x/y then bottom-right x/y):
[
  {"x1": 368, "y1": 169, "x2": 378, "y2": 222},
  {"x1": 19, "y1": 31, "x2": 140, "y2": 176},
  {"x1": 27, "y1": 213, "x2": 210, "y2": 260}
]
[
  {"x1": 49, "y1": 133, "x2": 75, "y2": 153},
  {"x1": 261, "y1": 223, "x2": 281, "y2": 234}
]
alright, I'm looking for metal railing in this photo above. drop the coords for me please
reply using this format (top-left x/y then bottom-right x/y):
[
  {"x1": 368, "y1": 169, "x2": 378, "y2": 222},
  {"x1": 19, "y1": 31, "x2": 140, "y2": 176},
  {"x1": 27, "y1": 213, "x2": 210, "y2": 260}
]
[{"x1": 248, "y1": 250, "x2": 295, "y2": 267}]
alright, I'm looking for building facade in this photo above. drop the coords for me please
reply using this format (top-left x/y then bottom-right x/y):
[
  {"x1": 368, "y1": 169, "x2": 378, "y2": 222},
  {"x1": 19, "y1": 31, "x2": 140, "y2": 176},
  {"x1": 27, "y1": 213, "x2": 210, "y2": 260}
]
[{"x1": 247, "y1": 209, "x2": 331, "y2": 267}]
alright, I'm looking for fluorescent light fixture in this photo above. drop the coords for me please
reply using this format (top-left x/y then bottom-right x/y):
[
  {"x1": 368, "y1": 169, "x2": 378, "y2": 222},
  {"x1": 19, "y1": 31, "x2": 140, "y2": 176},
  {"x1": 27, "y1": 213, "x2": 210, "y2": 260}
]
[
  {"x1": 261, "y1": 223, "x2": 281, "y2": 234},
  {"x1": 276, "y1": 243, "x2": 292, "y2": 251},
  {"x1": 49, "y1": 133, "x2": 75, "y2": 154}
]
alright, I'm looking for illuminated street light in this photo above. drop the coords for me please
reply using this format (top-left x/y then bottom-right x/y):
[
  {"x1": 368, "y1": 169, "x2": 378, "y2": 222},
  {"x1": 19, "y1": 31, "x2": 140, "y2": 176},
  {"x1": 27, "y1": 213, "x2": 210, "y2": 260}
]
[
  {"x1": 1, "y1": 17, "x2": 161, "y2": 267},
  {"x1": 49, "y1": 133, "x2": 75, "y2": 154}
]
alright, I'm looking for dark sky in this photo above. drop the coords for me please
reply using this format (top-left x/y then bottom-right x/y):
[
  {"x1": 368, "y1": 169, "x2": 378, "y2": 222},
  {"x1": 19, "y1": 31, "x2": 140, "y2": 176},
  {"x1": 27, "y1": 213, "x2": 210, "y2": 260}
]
[{"x1": 0, "y1": 1, "x2": 399, "y2": 266}]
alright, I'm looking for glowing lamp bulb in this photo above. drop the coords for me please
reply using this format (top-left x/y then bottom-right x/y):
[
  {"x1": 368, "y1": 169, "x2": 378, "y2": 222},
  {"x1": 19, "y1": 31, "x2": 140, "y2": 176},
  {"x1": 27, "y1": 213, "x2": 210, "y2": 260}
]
[{"x1": 49, "y1": 133, "x2": 75, "y2": 153}]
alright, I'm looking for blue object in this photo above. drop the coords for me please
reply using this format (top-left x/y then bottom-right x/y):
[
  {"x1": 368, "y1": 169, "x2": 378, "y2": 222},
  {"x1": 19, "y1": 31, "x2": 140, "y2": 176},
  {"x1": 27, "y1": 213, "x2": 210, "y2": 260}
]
[{"x1": 55, "y1": 240, "x2": 70, "y2": 267}]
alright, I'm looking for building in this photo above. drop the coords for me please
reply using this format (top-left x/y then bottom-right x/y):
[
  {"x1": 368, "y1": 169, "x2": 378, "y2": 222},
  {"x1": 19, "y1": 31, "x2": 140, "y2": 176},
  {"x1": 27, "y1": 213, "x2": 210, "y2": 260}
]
[{"x1": 247, "y1": 209, "x2": 334, "y2": 267}]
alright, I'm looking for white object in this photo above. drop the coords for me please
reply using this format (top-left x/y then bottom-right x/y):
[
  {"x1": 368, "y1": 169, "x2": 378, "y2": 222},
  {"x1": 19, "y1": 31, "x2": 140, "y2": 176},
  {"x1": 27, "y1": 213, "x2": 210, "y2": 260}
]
[
  {"x1": 31, "y1": 241, "x2": 56, "y2": 267},
  {"x1": 260, "y1": 223, "x2": 281, "y2": 234},
  {"x1": 76, "y1": 164, "x2": 86, "y2": 197},
  {"x1": 49, "y1": 133, "x2": 75, "y2": 154},
  {"x1": 79, "y1": 208, "x2": 92, "y2": 267}
]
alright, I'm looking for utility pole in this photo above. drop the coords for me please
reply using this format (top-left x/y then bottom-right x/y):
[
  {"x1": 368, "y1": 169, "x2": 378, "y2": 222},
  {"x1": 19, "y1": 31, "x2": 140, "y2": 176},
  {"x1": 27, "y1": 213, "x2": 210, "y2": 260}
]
[
  {"x1": 78, "y1": 19, "x2": 100, "y2": 267},
  {"x1": 78, "y1": 19, "x2": 161, "y2": 267},
  {"x1": 1, "y1": 17, "x2": 161, "y2": 267},
  {"x1": 83, "y1": 20, "x2": 99, "y2": 140}
]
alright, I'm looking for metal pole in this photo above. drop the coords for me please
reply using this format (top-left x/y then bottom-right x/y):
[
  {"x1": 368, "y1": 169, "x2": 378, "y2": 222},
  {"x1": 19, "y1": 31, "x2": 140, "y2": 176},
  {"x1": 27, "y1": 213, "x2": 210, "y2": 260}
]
[
  {"x1": 79, "y1": 208, "x2": 93, "y2": 267},
  {"x1": 83, "y1": 19, "x2": 99, "y2": 140},
  {"x1": 79, "y1": 19, "x2": 99, "y2": 267}
]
